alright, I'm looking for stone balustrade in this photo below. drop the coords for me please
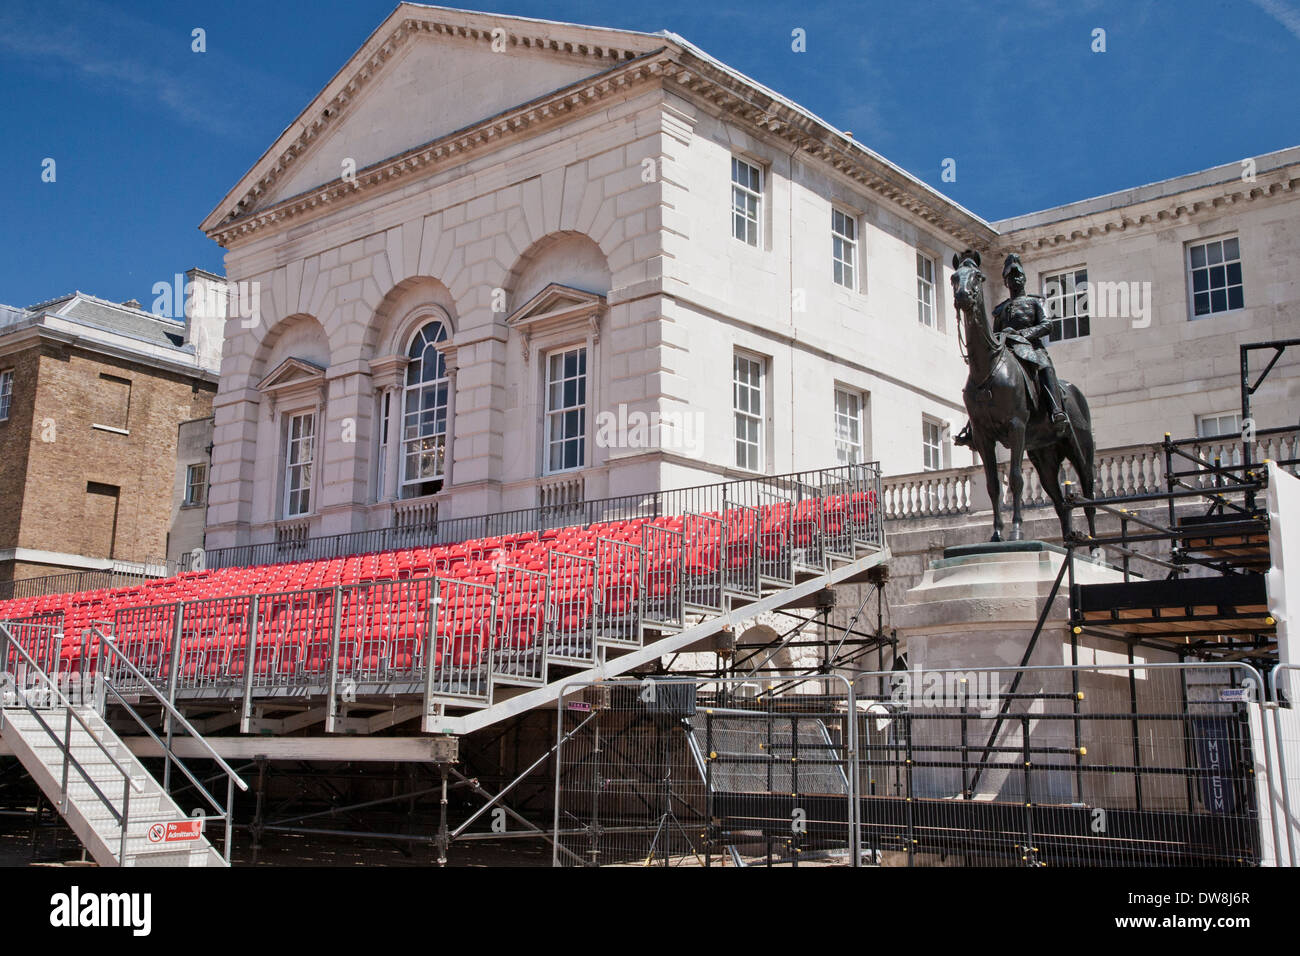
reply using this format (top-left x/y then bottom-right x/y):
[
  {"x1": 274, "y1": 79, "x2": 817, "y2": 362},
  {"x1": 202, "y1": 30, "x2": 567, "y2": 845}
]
[{"x1": 883, "y1": 429, "x2": 1298, "y2": 520}]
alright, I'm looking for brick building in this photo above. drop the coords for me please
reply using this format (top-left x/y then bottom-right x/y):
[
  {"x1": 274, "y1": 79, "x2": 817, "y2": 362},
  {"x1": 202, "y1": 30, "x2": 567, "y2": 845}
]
[{"x1": 0, "y1": 270, "x2": 226, "y2": 586}]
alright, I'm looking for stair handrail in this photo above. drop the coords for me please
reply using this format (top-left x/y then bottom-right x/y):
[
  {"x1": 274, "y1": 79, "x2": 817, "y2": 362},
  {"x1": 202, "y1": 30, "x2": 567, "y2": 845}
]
[
  {"x1": 91, "y1": 626, "x2": 248, "y2": 791},
  {"x1": 89, "y1": 625, "x2": 249, "y2": 860},
  {"x1": 0, "y1": 622, "x2": 142, "y2": 862}
]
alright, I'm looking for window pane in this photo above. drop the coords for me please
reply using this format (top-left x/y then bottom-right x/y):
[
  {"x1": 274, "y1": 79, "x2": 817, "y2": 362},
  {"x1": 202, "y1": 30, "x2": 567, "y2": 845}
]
[{"x1": 1042, "y1": 268, "x2": 1090, "y2": 341}]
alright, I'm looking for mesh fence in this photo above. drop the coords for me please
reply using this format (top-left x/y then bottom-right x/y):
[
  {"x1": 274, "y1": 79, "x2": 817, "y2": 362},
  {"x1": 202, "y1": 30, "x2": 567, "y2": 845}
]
[
  {"x1": 555, "y1": 665, "x2": 1273, "y2": 867},
  {"x1": 554, "y1": 676, "x2": 857, "y2": 867}
]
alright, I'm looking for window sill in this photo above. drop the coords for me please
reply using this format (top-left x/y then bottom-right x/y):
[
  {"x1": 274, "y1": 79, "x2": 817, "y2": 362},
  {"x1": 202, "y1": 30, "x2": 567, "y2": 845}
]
[
  {"x1": 1188, "y1": 306, "x2": 1245, "y2": 322},
  {"x1": 180, "y1": 502, "x2": 206, "y2": 511},
  {"x1": 92, "y1": 424, "x2": 129, "y2": 435}
]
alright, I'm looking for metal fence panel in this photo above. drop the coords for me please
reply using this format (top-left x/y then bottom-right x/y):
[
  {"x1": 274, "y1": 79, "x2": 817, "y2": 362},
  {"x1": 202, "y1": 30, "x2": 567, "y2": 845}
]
[
  {"x1": 757, "y1": 500, "x2": 793, "y2": 585},
  {"x1": 682, "y1": 513, "x2": 722, "y2": 612},
  {"x1": 554, "y1": 675, "x2": 858, "y2": 867},
  {"x1": 339, "y1": 577, "x2": 435, "y2": 684},
  {"x1": 853, "y1": 663, "x2": 1264, "y2": 867},
  {"x1": 546, "y1": 551, "x2": 596, "y2": 665},
  {"x1": 492, "y1": 565, "x2": 548, "y2": 686},
  {"x1": 721, "y1": 501, "x2": 759, "y2": 598},
  {"x1": 594, "y1": 537, "x2": 642, "y2": 649},
  {"x1": 0, "y1": 623, "x2": 65, "y2": 700},
  {"x1": 250, "y1": 587, "x2": 336, "y2": 688},
  {"x1": 174, "y1": 595, "x2": 252, "y2": 693},
  {"x1": 429, "y1": 578, "x2": 493, "y2": 701},
  {"x1": 641, "y1": 522, "x2": 684, "y2": 630},
  {"x1": 790, "y1": 488, "x2": 825, "y2": 572},
  {"x1": 109, "y1": 603, "x2": 176, "y2": 691}
]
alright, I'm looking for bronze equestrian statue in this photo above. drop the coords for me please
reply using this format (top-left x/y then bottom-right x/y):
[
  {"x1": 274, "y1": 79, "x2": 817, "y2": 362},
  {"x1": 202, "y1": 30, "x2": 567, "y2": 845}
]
[{"x1": 949, "y1": 250, "x2": 1097, "y2": 543}]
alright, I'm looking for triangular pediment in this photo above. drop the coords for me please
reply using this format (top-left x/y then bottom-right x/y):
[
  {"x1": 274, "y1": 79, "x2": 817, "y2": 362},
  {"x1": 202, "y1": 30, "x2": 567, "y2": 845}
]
[
  {"x1": 507, "y1": 283, "x2": 605, "y2": 327},
  {"x1": 258, "y1": 357, "x2": 327, "y2": 393},
  {"x1": 202, "y1": 5, "x2": 666, "y2": 233}
]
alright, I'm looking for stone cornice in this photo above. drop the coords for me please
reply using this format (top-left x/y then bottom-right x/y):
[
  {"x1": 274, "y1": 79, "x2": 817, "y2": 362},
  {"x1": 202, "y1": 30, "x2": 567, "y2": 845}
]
[
  {"x1": 207, "y1": 49, "x2": 672, "y2": 249},
  {"x1": 2, "y1": 323, "x2": 219, "y2": 385},
  {"x1": 662, "y1": 49, "x2": 997, "y2": 252},
  {"x1": 369, "y1": 354, "x2": 408, "y2": 391},
  {"x1": 204, "y1": 16, "x2": 998, "y2": 252},
  {"x1": 995, "y1": 169, "x2": 1300, "y2": 257},
  {"x1": 202, "y1": 4, "x2": 669, "y2": 246}
]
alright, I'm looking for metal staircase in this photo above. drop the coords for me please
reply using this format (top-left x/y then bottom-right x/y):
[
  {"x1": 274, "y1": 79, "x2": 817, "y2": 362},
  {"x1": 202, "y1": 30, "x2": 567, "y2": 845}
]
[
  {"x1": 0, "y1": 622, "x2": 248, "y2": 866},
  {"x1": 437, "y1": 539, "x2": 891, "y2": 736}
]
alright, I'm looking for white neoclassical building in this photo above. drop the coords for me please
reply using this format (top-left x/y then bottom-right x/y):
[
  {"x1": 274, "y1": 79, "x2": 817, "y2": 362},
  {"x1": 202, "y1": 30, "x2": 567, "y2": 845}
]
[{"x1": 199, "y1": 4, "x2": 1299, "y2": 553}]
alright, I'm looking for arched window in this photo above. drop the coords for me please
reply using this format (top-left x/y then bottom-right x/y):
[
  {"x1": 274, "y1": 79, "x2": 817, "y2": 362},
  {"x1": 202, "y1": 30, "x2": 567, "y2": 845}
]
[{"x1": 401, "y1": 321, "x2": 449, "y2": 498}]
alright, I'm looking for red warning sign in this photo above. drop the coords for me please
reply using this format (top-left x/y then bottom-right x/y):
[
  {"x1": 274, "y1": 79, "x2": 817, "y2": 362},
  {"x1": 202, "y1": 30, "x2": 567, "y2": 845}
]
[{"x1": 147, "y1": 820, "x2": 203, "y2": 843}]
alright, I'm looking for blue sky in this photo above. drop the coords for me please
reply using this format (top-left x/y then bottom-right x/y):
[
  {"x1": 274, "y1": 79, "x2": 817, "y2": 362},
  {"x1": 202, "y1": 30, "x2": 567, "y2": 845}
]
[{"x1": 1, "y1": 0, "x2": 1297, "y2": 308}]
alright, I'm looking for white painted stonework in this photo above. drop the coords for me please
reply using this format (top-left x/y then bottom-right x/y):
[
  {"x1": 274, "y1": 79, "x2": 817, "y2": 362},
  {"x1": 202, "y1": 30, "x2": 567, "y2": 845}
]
[{"x1": 200, "y1": 5, "x2": 1300, "y2": 551}]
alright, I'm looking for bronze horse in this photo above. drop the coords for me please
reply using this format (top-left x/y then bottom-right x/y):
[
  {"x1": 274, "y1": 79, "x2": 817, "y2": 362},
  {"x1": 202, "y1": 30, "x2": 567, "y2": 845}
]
[{"x1": 950, "y1": 250, "x2": 1097, "y2": 542}]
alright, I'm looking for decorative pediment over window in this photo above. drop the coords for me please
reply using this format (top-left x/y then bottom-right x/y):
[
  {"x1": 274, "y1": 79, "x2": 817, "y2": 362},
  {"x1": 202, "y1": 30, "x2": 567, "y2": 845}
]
[
  {"x1": 257, "y1": 357, "x2": 327, "y2": 409},
  {"x1": 506, "y1": 283, "x2": 605, "y2": 362}
]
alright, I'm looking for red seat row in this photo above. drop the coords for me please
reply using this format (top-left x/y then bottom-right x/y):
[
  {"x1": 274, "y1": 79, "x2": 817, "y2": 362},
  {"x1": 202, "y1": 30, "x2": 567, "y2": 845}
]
[{"x1": 3, "y1": 493, "x2": 876, "y2": 682}]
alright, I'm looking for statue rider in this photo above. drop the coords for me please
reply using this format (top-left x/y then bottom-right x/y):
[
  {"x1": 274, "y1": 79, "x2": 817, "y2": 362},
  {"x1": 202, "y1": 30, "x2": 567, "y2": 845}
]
[{"x1": 955, "y1": 252, "x2": 1068, "y2": 447}]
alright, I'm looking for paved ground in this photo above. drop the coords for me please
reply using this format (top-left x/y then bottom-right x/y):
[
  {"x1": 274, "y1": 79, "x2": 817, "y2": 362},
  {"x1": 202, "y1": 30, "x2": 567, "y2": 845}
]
[{"x1": 0, "y1": 808, "x2": 554, "y2": 867}]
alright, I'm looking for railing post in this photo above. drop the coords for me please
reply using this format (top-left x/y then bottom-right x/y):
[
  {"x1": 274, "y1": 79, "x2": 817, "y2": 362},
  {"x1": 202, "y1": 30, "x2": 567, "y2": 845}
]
[
  {"x1": 61, "y1": 706, "x2": 72, "y2": 811},
  {"x1": 1163, "y1": 433, "x2": 1177, "y2": 565},
  {"x1": 225, "y1": 775, "x2": 235, "y2": 864},
  {"x1": 240, "y1": 595, "x2": 259, "y2": 734},
  {"x1": 325, "y1": 586, "x2": 343, "y2": 734},
  {"x1": 422, "y1": 580, "x2": 441, "y2": 732},
  {"x1": 120, "y1": 777, "x2": 130, "y2": 864},
  {"x1": 79, "y1": 628, "x2": 91, "y2": 704},
  {"x1": 0, "y1": 625, "x2": 9, "y2": 729},
  {"x1": 164, "y1": 602, "x2": 183, "y2": 792}
]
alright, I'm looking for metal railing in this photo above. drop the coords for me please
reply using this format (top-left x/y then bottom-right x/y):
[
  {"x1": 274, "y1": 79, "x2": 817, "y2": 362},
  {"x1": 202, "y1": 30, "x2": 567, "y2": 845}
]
[
  {"x1": 0, "y1": 556, "x2": 175, "y2": 602},
  {"x1": 13, "y1": 464, "x2": 878, "y2": 718},
  {"x1": 92, "y1": 627, "x2": 250, "y2": 863},
  {"x1": 553, "y1": 663, "x2": 1280, "y2": 867},
  {"x1": 197, "y1": 462, "x2": 883, "y2": 572},
  {"x1": 0, "y1": 622, "x2": 142, "y2": 864},
  {"x1": 1059, "y1": 428, "x2": 1288, "y2": 582}
]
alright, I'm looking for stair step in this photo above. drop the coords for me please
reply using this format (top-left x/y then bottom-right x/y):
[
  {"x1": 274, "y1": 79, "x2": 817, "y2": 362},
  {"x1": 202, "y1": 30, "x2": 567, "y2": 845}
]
[{"x1": 2, "y1": 699, "x2": 231, "y2": 868}]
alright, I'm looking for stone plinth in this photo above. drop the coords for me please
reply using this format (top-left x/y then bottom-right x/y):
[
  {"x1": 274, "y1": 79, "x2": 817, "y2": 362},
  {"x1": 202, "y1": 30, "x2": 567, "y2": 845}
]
[
  {"x1": 893, "y1": 541, "x2": 1125, "y2": 672},
  {"x1": 877, "y1": 541, "x2": 1180, "y2": 809}
]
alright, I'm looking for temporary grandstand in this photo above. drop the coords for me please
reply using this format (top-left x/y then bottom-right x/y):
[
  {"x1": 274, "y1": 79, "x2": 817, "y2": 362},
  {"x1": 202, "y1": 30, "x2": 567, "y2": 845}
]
[
  {"x1": 0, "y1": 463, "x2": 889, "y2": 865},
  {"x1": 2, "y1": 421, "x2": 1298, "y2": 867}
]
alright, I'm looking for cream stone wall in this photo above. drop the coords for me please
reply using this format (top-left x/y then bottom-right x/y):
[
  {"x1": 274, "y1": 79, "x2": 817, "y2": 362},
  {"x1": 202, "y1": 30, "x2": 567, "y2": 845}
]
[
  {"x1": 655, "y1": 93, "x2": 977, "y2": 484},
  {"x1": 996, "y1": 150, "x2": 1300, "y2": 449},
  {"x1": 201, "y1": 8, "x2": 1299, "y2": 555},
  {"x1": 205, "y1": 75, "x2": 677, "y2": 549}
]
